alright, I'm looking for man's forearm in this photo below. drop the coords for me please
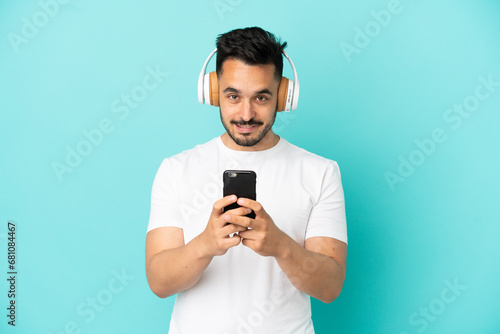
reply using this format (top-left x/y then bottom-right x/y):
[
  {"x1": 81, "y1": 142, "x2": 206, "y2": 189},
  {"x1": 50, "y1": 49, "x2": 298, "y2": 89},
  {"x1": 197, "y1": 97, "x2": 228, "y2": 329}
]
[
  {"x1": 275, "y1": 236, "x2": 346, "y2": 303},
  {"x1": 146, "y1": 235, "x2": 213, "y2": 298}
]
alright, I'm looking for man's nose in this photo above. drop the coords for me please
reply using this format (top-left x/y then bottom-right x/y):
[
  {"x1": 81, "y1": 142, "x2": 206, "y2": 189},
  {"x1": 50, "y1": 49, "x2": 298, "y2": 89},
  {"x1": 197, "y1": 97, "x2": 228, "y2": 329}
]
[{"x1": 240, "y1": 99, "x2": 255, "y2": 121}]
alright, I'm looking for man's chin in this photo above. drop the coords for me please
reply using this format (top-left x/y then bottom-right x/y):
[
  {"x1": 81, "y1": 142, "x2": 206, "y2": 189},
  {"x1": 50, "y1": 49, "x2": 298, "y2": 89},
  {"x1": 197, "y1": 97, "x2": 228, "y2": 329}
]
[
  {"x1": 231, "y1": 134, "x2": 260, "y2": 147},
  {"x1": 226, "y1": 128, "x2": 264, "y2": 146},
  {"x1": 222, "y1": 119, "x2": 273, "y2": 148}
]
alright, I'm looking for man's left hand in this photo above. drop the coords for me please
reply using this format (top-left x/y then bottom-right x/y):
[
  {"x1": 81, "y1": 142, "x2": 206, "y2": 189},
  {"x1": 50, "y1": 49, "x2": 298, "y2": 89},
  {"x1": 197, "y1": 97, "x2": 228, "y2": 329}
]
[{"x1": 224, "y1": 198, "x2": 291, "y2": 258}]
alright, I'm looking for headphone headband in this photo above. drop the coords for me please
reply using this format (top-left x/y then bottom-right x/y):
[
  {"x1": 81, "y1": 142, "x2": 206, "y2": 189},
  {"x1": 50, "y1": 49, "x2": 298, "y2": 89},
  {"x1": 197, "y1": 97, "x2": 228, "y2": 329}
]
[
  {"x1": 198, "y1": 48, "x2": 300, "y2": 112},
  {"x1": 282, "y1": 50, "x2": 300, "y2": 111},
  {"x1": 197, "y1": 48, "x2": 218, "y2": 105}
]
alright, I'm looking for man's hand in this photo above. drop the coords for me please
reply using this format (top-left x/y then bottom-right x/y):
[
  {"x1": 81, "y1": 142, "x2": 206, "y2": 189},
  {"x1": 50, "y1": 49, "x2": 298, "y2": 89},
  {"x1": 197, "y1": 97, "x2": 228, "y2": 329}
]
[
  {"x1": 146, "y1": 195, "x2": 252, "y2": 298},
  {"x1": 198, "y1": 195, "x2": 249, "y2": 257},
  {"x1": 225, "y1": 198, "x2": 346, "y2": 303},
  {"x1": 225, "y1": 198, "x2": 291, "y2": 258}
]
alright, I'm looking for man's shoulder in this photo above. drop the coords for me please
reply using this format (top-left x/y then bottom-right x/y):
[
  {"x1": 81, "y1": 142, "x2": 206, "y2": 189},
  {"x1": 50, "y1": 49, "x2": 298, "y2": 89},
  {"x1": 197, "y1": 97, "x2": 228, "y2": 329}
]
[
  {"x1": 158, "y1": 137, "x2": 219, "y2": 169},
  {"x1": 165, "y1": 137, "x2": 218, "y2": 160},
  {"x1": 281, "y1": 139, "x2": 339, "y2": 168}
]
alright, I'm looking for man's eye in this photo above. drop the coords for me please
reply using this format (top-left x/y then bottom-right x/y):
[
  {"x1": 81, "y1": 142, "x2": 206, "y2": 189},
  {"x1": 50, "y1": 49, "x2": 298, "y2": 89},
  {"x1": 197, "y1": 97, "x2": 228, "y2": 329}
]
[
  {"x1": 256, "y1": 96, "x2": 268, "y2": 102},
  {"x1": 228, "y1": 94, "x2": 238, "y2": 100}
]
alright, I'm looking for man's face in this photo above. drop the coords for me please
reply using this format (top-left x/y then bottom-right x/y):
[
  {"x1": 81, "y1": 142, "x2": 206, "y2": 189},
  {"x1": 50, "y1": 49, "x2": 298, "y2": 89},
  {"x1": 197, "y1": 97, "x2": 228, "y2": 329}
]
[{"x1": 218, "y1": 58, "x2": 280, "y2": 150}]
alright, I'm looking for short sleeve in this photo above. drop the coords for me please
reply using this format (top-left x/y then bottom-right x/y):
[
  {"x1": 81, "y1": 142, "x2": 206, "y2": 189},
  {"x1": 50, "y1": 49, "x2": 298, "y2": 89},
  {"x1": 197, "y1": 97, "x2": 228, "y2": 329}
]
[
  {"x1": 147, "y1": 159, "x2": 184, "y2": 233},
  {"x1": 305, "y1": 161, "x2": 347, "y2": 244}
]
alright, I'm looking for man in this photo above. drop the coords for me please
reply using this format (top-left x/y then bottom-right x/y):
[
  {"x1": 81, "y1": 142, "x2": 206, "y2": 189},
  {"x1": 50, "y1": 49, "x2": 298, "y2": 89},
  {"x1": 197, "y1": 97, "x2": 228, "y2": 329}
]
[{"x1": 146, "y1": 27, "x2": 347, "y2": 333}]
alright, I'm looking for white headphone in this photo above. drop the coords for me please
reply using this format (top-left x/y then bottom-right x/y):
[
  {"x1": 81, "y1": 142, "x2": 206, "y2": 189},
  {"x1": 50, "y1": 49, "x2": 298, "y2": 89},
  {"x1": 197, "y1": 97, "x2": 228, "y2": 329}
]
[{"x1": 197, "y1": 48, "x2": 300, "y2": 112}]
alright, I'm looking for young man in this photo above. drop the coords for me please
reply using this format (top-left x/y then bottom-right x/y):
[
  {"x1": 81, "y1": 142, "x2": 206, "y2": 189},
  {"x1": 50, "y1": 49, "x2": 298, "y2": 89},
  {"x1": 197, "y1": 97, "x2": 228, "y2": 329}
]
[{"x1": 146, "y1": 27, "x2": 347, "y2": 333}]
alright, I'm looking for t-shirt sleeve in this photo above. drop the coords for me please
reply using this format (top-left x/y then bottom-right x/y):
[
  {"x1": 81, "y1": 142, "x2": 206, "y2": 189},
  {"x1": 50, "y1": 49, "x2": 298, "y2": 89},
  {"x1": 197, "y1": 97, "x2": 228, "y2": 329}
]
[
  {"x1": 305, "y1": 160, "x2": 348, "y2": 244},
  {"x1": 147, "y1": 158, "x2": 184, "y2": 233}
]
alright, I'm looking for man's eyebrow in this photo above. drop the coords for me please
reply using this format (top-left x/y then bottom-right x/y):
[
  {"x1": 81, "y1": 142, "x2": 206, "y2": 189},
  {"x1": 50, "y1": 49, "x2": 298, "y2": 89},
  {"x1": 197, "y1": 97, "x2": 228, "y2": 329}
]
[
  {"x1": 256, "y1": 89, "x2": 273, "y2": 96},
  {"x1": 222, "y1": 87, "x2": 273, "y2": 95},
  {"x1": 223, "y1": 87, "x2": 240, "y2": 94}
]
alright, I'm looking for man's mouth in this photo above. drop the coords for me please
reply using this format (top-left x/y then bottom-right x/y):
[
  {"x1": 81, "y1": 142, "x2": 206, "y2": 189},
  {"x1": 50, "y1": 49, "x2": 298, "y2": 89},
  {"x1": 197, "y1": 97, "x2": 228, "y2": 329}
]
[{"x1": 232, "y1": 121, "x2": 262, "y2": 134}]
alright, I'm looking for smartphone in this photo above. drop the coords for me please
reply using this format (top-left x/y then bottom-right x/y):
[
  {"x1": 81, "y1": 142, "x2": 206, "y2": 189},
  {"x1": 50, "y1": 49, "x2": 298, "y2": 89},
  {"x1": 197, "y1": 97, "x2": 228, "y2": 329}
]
[{"x1": 223, "y1": 170, "x2": 257, "y2": 219}]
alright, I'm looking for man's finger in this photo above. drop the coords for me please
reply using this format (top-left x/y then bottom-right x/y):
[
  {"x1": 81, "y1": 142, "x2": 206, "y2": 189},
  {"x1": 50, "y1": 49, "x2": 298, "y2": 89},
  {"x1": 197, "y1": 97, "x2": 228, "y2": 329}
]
[
  {"x1": 221, "y1": 223, "x2": 248, "y2": 236},
  {"x1": 212, "y1": 195, "x2": 237, "y2": 216},
  {"x1": 225, "y1": 206, "x2": 253, "y2": 217},
  {"x1": 225, "y1": 214, "x2": 254, "y2": 228},
  {"x1": 221, "y1": 234, "x2": 242, "y2": 249},
  {"x1": 238, "y1": 229, "x2": 257, "y2": 240},
  {"x1": 237, "y1": 198, "x2": 265, "y2": 216}
]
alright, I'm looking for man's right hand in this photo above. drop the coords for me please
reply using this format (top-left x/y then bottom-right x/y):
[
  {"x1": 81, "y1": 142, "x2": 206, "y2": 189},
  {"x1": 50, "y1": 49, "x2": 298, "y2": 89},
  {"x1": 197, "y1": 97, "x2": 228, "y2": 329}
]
[
  {"x1": 146, "y1": 195, "x2": 250, "y2": 298},
  {"x1": 198, "y1": 195, "x2": 250, "y2": 257}
]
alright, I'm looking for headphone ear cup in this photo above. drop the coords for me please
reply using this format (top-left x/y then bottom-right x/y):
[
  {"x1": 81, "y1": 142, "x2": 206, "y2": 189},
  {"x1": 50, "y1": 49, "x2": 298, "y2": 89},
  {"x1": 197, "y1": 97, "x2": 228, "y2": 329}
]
[
  {"x1": 277, "y1": 77, "x2": 289, "y2": 112},
  {"x1": 209, "y1": 71, "x2": 219, "y2": 107}
]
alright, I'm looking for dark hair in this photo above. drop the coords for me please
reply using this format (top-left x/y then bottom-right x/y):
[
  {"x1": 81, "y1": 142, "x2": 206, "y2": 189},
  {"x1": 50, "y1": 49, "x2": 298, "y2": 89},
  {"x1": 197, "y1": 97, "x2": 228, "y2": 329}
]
[{"x1": 215, "y1": 27, "x2": 287, "y2": 81}]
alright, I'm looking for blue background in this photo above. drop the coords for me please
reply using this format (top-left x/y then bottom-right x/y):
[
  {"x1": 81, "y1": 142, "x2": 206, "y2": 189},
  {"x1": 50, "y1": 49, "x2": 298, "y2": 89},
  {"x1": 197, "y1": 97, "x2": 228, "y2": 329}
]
[{"x1": 1, "y1": 0, "x2": 499, "y2": 333}]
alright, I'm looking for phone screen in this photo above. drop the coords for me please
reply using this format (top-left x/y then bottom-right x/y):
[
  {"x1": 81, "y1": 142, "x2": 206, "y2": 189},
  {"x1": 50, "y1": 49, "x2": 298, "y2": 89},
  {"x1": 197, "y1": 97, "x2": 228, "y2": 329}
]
[{"x1": 223, "y1": 170, "x2": 256, "y2": 218}]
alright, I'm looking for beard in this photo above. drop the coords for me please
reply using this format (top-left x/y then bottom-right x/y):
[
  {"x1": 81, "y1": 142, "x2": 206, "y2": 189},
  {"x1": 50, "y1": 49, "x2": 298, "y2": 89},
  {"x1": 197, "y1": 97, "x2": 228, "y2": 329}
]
[{"x1": 220, "y1": 108, "x2": 277, "y2": 147}]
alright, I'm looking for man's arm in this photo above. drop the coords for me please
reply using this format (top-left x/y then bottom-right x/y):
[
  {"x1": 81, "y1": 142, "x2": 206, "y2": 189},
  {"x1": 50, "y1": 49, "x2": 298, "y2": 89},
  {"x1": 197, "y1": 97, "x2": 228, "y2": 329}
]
[
  {"x1": 145, "y1": 226, "x2": 209, "y2": 298},
  {"x1": 229, "y1": 198, "x2": 346, "y2": 303},
  {"x1": 145, "y1": 195, "x2": 248, "y2": 298},
  {"x1": 277, "y1": 236, "x2": 346, "y2": 303}
]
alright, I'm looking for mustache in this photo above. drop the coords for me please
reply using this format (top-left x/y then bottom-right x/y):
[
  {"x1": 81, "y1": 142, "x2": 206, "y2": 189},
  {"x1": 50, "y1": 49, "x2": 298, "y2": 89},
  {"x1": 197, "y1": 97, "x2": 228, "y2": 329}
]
[{"x1": 231, "y1": 119, "x2": 264, "y2": 126}]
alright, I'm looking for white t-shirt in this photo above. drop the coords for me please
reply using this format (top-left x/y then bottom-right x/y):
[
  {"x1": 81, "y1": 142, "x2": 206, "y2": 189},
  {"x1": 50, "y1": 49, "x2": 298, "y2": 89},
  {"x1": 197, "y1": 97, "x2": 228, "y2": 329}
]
[{"x1": 148, "y1": 136, "x2": 347, "y2": 334}]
